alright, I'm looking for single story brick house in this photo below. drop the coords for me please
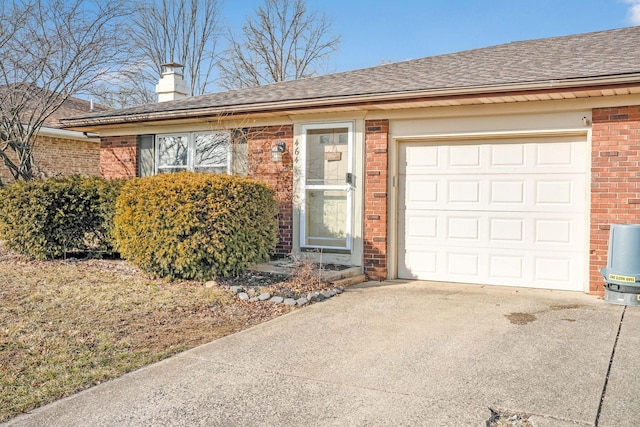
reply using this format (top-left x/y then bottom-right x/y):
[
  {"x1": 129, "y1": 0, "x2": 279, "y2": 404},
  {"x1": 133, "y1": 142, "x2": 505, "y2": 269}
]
[
  {"x1": 63, "y1": 26, "x2": 640, "y2": 295},
  {"x1": 0, "y1": 94, "x2": 106, "y2": 184}
]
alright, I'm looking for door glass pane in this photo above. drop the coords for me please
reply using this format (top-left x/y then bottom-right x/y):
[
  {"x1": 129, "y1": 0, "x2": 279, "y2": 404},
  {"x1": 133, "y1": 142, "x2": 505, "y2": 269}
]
[
  {"x1": 305, "y1": 189, "x2": 347, "y2": 247},
  {"x1": 157, "y1": 135, "x2": 188, "y2": 169},
  {"x1": 305, "y1": 127, "x2": 348, "y2": 185},
  {"x1": 195, "y1": 132, "x2": 229, "y2": 172}
]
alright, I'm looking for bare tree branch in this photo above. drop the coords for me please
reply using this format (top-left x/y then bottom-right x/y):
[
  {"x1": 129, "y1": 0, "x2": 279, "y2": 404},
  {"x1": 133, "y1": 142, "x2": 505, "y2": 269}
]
[
  {"x1": 218, "y1": 0, "x2": 340, "y2": 90},
  {"x1": 0, "y1": 0, "x2": 131, "y2": 184},
  {"x1": 93, "y1": 0, "x2": 222, "y2": 107}
]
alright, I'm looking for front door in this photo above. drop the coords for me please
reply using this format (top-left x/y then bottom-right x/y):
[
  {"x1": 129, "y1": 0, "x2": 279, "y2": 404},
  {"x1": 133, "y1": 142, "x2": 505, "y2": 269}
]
[{"x1": 300, "y1": 123, "x2": 353, "y2": 250}]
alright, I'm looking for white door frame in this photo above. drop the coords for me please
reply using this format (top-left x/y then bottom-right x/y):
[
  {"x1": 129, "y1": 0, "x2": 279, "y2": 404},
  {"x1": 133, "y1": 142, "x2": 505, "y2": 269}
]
[{"x1": 299, "y1": 121, "x2": 355, "y2": 251}]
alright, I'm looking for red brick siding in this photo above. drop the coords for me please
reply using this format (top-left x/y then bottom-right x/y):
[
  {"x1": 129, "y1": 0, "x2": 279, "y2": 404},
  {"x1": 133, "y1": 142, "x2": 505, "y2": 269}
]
[
  {"x1": 100, "y1": 136, "x2": 138, "y2": 179},
  {"x1": 363, "y1": 120, "x2": 389, "y2": 280},
  {"x1": 245, "y1": 125, "x2": 294, "y2": 256},
  {"x1": 0, "y1": 134, "x2": 99, "y2": 184},
  {"x1": 590, "y1": 106, "x2": 640, "y2": 295}
]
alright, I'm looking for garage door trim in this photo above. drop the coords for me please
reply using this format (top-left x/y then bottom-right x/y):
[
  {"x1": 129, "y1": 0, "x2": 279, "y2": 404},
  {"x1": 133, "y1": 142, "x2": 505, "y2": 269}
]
[{"x1": 389, "y1": 129, "x2": 590, "y2": 291}]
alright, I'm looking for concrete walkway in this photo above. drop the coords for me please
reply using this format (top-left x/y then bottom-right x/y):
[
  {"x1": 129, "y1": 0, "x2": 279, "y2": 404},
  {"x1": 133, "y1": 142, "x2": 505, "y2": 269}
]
[{"x1": 5, "y1": 281, "x2": 639, "y2": 427}]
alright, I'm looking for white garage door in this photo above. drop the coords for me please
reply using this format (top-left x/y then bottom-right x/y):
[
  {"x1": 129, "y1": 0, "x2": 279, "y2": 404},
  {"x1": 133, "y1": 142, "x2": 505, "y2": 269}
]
[{"x1": 397, "y1": 137, "x2": 588, "y2": 291}]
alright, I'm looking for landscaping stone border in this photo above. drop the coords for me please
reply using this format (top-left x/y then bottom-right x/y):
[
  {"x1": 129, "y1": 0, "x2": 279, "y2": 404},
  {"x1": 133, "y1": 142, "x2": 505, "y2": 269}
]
[{"x1": 222, "y1": 284, "x2": 346, "y2": 307}]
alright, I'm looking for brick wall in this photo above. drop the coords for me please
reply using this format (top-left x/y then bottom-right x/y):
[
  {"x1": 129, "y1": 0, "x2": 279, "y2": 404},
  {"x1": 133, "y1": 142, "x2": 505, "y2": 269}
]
[
  {"x1": 245, "y1": 125, "x2": 294, "y2": 256},
  {"x1": 590, "y1": 106, "x2": 640, "y2": 295},
  {"x1": 100, "y1": 136, "x2": 138, "y2": 179},
  {"x1": 0, "y1": 134, "x2": 99, "y2": 184},
  {"x1": 363, "y1": 120, "x2": 389, "y2": 280}
]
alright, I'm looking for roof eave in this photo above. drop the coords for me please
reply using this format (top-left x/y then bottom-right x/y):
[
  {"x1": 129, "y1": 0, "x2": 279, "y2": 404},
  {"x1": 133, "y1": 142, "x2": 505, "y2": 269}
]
[{"x1": 61, "y1": 74, "x2": 640, "y2": 130}]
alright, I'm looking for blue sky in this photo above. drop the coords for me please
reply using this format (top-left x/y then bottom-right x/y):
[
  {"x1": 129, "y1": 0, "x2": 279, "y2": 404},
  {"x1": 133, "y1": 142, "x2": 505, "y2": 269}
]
[{"x1": 224, "y1": 0, "x2": 640, "y2": 74}]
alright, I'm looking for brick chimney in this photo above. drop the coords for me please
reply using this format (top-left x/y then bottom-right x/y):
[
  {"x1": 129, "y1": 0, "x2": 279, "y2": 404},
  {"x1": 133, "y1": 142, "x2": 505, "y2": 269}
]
[{"x1": 156, "y1": 63, "x2": 190, "y2": 102}]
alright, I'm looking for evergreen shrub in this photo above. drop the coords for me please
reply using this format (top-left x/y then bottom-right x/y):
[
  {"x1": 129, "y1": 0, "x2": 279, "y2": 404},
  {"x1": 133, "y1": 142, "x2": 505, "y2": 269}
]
[
  {"x1": 113, "y1": 172, "x2": 278, "y2": 280},
  {"x1": 0, "y1": 176, "x2": 123, "y2": 259}
]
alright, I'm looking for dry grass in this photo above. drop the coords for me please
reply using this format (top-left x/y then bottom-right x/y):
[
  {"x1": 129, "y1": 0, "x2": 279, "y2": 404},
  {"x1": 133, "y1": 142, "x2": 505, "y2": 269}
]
[{"x1": 0, "y1": 246, "x2": 291, "y2": 422}]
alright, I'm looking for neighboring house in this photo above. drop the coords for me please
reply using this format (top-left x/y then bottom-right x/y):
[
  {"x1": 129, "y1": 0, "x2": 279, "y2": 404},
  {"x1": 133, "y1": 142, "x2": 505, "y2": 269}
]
[
  {"x1": 0, "y1": 93, "x2": 108, "y2": 184},
  {"x1": 62, "y1": 27, "x2": 640, "y2": 295}
]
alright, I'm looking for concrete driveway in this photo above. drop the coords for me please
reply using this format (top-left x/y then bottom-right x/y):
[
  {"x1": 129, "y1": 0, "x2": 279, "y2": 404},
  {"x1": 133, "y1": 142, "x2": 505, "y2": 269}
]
[{"x1": 5, "y1": 281, "x2": 639, "y2": 427}]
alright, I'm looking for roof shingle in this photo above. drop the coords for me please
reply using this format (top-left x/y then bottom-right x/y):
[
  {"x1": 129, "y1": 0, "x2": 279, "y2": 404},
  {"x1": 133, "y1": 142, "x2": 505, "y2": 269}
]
[{"x1": 63, "y1": 26, "x2": 640, "y2": 124}]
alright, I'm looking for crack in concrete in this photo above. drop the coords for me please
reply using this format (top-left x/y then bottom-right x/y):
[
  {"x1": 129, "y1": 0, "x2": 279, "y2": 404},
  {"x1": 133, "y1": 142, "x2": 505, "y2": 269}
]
[{"x1": 594, "y1": 306, "x2": 626, "y2": 426}]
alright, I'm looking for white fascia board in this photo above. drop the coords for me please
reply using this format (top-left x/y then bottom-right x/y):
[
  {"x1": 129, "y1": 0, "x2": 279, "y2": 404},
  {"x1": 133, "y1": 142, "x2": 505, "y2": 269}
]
[{"x1": 37, "y1": 126, "x2": 100, "y2": 142}]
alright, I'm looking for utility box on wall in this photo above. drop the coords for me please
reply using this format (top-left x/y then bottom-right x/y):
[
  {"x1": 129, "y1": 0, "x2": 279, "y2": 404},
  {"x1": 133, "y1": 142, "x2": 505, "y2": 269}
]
[{"x1": 601, "y1": 224, "x2": 640, "y2": 306}]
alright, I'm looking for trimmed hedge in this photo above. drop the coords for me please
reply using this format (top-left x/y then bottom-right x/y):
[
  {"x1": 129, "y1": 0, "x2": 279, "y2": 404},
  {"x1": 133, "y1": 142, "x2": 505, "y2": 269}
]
[
  {"x1": 0, "y1": 176, "x2": 124, "y2": 259},
  {"x1": 113, "y1": 172, "x2": 279, "y2": 280}
]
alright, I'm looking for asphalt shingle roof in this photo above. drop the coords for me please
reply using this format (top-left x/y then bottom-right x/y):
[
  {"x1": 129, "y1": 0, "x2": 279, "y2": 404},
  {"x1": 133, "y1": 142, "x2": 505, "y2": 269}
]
[{"x1": 64, "y1": 26, "x2": 640, "y2": 123}]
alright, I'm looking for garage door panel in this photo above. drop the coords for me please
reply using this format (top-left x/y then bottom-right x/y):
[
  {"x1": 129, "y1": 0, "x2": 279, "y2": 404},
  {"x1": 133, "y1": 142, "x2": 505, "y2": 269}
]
[
  {"x1": 401, "y1": 140, "x2": 587, "y2": 175},
  {"x1": 535, "y1": 178, "x2": 584, "y2": 209},
  {"x1": 489, "y1": 218, "x2": 525, "y2": 242},
  {"x1": 402, "y1": 212, "x2": 438, "y2": 238},
  {"x1": 490, "y1": 255, "x2": 524, "y2": 279},
  {"x1": 447, "y1": 217, "x2": 480, "y2": 240},
  {"x1": 449, "y1": 144, "x2": 481, "y2": 167},
  {"x1": 400, "y1": 249, "x2": 583, "y2": 289},
  {"x1": 399, "y1": 250, "x2": 438, "y2": 279},
  {"x1": 491, "y1": 144, "x2": 526, "y2": 167},
  {"x1": 398, "y1": 139, "x2": 588, "y2": 291},
  {"x1": 490, "y1": 180, "x2": 525, "y2": 204},
  {"x1": 402, "y1": 174, "x2": 585, "y2": 213},
  {"x1": 402, "y1": 210, "x2": 584, "y2": 251},
  {"x1": 403, "y1": 179, "x2": 439, "y2": 204},
  {"x1": 448, "y1": 181, "x2": 481, "y2": 203},
  {"x1": 536, "y1": 141, "x2": 587, "y2": 172},
  {"x1": 404, "y1": 145, "x2": 439, "y2": 168},
  {"x1": 447, "y1": 253, "x2": 480, "y2": 276}
]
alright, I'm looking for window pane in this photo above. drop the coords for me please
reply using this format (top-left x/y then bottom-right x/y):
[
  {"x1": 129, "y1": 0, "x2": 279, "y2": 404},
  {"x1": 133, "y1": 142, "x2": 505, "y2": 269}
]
[
  {"x1": 157, "y1": 135, "x2": 188, "y2": 167},
  {"x1": 305, "y1": 189, "x2": 347, "y2": 248},
  {"x1": 305, "y1": 127, "x2": 349, "y2": 185},
  {"x1": 195, "y1": 132, "x2": 229, "y2": 171}
]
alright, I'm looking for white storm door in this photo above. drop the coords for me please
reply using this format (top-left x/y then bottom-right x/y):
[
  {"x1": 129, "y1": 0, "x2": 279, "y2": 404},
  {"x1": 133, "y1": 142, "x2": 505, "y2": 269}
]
[
  {"x1": 300, "y1": 123, "x2": 353, "y2": 250},
  {"x1": 398, "y1": 138, "x2": 588, "y2": 291}
]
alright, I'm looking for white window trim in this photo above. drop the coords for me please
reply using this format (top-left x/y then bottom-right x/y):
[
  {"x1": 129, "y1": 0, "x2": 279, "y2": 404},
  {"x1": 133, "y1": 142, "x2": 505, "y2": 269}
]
[
  {"x1": 299, "y1": 122, "x2": 354, "y2": 251},
  {"x1": 155, "y1": 131, "x2": 232, "y2": 174}
]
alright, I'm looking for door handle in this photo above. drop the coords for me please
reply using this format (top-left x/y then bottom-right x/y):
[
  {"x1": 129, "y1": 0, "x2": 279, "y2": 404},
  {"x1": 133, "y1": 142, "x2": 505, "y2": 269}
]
[{"x1": 345, "y1": 172, "x2": 353, "y2": 185}]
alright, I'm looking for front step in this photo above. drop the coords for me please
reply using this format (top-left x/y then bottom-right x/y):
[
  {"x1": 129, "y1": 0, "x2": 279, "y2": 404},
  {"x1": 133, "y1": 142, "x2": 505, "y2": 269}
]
[
  {"x1": 320, "y1": 266, "x2": 363, "y2": 283},
  {"x1": 330, "y1": 274, "x2": 367, "y2": 288},
  {"x1": 252, "y1": 261, "x2": 364, "y2": 285}
]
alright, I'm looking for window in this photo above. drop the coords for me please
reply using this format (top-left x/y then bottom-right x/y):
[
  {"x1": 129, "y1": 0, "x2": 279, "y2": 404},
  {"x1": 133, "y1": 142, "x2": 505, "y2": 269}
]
[
  {"x1": 157, "y1": 134, "x2": 189, "y2": 173},
  {"x1": 194, "y1": 133, "x2": 230, "y2": 174},
  {"x1": 154, "y1": 131, "x2": 245, "y2": 175}
]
